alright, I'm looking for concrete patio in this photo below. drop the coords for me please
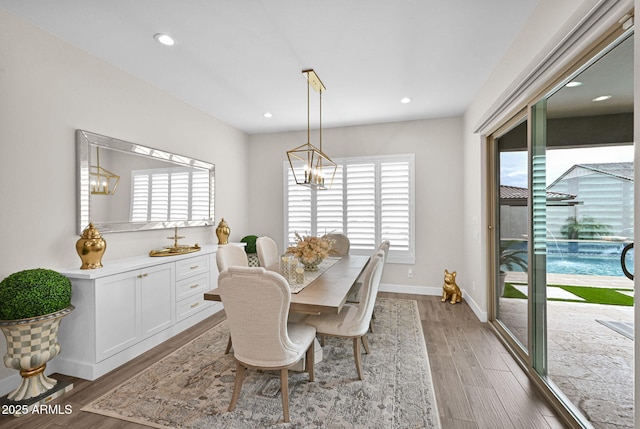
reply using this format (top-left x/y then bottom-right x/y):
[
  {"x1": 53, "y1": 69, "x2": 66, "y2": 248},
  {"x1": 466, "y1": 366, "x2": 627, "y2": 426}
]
[{"x1": 498, "y1": 273, "x2": 634, "y2": 429}]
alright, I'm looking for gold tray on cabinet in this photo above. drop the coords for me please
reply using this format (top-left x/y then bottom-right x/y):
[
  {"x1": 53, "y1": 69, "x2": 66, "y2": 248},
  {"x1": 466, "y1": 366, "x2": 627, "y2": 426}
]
[{"x1": 149, "y1": 244, "x2": 201, "y2": 257}]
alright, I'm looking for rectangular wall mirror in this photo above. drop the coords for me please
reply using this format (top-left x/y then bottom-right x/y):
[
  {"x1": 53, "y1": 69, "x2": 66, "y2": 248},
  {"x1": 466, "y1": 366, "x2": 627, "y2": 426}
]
[{"x1": 77, "y1": 130, "x2": 215, "y2": 234}]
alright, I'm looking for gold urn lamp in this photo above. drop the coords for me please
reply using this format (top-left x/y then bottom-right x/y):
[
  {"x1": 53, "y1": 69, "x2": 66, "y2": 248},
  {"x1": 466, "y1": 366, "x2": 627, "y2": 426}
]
[
  {"x1": 76, "y1": 223, "x2": 106, "y2": 269},
  {"x1": 216, "y1": 218, "x2": 230, "y2": 245}
]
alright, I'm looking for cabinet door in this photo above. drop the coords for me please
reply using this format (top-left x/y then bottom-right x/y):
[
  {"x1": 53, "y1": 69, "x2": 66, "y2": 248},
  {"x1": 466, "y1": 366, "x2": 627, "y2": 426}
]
[
  {"x1": 95, "y1": 271, "x2": 139, "y2": 362},
  {"x1": 140, "y1": 263, "x2": 175, "y2": 337}
]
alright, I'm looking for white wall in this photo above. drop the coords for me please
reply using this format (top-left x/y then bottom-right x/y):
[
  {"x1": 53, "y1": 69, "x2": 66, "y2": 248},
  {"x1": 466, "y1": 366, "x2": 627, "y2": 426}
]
[
  {"x1": 248, "y1": 118, "x2": 464, "y2": 295},
  {"x1": 0, "y1": 10, "x2": 250, "y2": 391},
  {"x1": 461, "y1": 0, "x2": 626, "y2": 317}
]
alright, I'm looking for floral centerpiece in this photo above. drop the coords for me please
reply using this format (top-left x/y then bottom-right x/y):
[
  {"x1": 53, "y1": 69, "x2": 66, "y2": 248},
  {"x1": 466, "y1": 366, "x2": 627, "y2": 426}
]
[{"x1": 286, "y1": 233, "x2": 334, "y2": 271}]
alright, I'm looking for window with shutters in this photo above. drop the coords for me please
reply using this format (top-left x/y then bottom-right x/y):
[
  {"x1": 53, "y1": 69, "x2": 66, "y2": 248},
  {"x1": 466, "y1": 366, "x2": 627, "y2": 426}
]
[
  {"x1": 130, "y1": 167, "x2": 211, "y2": 222},
  {"x1": 284, "y1": 154, "x2": 415, "y2": 263}
]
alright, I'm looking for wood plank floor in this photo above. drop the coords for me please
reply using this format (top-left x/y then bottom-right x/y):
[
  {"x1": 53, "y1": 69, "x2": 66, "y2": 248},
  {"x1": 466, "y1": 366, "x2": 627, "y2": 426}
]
[{"x1": 0, "y1": 293, "x2": 568, "y2": 428}]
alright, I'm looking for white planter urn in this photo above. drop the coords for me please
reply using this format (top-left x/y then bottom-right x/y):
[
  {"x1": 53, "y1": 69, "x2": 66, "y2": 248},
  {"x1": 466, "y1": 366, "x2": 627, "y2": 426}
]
[
  {"x1": 0, "y1": 306, "x2": 74, "y2": 401},
  {"x1": 499, "y1": 272, "x2": 507, "y2": 297}
]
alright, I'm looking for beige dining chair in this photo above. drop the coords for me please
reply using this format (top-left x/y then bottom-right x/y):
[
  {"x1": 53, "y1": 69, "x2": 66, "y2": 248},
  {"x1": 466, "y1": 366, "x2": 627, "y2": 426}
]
[
  {"x1": 218, "y1": 266, "x2": 316, "y2": 423},
  {"x1": 216, "y1": 244, "x2": 249, "y2": 272},
  {"x1": 256, "y1": 236, "x2": 279, "y2": 268},
  {"x1": 368, "y1": 240, "x2": 390, "y2": 330},
  {"x1": 348, "y1": 240, "x2": 390, "y2": 332},
  {"x1": 303, "y1": 250, "x2": 385, "y2": 380},
  {"x1": 215, "y1": 245, "x2": 249, "y2": 354},
  {"x1": 322, "y1": 233, "x2": 350, "y2": 255}
]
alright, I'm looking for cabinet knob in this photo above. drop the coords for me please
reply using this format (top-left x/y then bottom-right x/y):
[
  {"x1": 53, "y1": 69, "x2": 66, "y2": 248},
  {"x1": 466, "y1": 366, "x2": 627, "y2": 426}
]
[
  {"x1": 190, "y1": 265, "x2": 199, "y2": 270},
  {"x1": 190, "y1": 283, "x2": 199, "y2": 289},
  {"x1": 190, "y1": 302, "x2": 200, "y2": 308}
]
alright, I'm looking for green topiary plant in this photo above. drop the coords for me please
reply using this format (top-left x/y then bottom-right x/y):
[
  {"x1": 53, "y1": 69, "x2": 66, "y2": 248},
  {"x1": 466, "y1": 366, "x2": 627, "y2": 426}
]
[
  {"x1": 0, "y1": 268, "x2": 72, "y2": 320},
  {"x1": 240, "y1": 235, "x2": 258, "y2": 254}
]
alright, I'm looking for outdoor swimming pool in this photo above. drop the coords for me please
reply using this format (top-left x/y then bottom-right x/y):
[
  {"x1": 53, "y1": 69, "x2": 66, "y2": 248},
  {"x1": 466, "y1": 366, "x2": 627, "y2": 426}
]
[
  {"x1": 547, "y1": 241, "x2": 634, "y2": 277},
  {"x1": 506, "y1": 240, "x2": 634, "y2": 277},
  {"x1": 546, "y1": 254, "x2": 633, "y2": 277}
]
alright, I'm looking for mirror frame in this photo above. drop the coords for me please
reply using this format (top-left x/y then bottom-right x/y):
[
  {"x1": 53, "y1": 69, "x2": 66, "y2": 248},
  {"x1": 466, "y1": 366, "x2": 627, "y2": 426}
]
[{"x1": 76, "y1": 129, "x2": 215, "y2": 234}]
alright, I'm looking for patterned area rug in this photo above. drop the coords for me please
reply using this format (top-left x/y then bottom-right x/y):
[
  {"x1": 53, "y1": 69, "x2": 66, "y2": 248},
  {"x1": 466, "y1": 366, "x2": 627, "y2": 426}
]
[{"x1": 83, "y1": 298, "x2": 440, "y2": 428}]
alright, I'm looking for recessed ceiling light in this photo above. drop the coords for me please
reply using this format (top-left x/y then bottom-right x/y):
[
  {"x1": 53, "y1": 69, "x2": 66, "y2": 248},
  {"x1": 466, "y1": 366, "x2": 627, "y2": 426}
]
[
  {"x1": 592, "y1": 95, "x2": 612, "y2": 102},
  {"x1": 263, "y1": 112, "x2": 273, "y2": 118},
  {"x1": 565, "y1": 81, "x2": 582, "y2": 87},
  {"x1": 400, "y1": 97, "x2": 412, "y2": 104},
  {"x1": 153, "y1": 33, "x2": 175, "y2": 46}
]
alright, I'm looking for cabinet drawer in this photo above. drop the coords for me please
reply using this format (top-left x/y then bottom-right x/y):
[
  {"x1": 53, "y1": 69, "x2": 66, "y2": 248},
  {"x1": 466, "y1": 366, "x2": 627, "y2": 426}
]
[
  {"x1": 176, "y1": 273, "x2": 210, "y2": 301},
  {"x1": 176, "y1": 255, "x2": 209, "y2": 280},
  {"x1": 177, "y1": 295, "x2": 211, "y2": 321}
]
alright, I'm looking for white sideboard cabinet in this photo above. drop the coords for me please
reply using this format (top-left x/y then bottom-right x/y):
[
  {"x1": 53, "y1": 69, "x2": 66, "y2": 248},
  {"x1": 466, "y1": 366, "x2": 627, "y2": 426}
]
[{"x1": 57, "y1": 244, "x2": 223, "y2": 380}]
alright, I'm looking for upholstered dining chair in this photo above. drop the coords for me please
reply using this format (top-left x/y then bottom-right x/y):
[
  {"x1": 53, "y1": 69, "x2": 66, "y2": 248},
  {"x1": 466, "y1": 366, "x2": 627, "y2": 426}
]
[
  {"x1": 368, "y1": 240, "x2": 390, "y2": 329},
  {"x1": 218, "y1": 266, "x2": 316, "y2": 423},
  {"x1": 256, "y1": 236, "x2": 279, "y2": 268},
  {"x1": 215, "y1": 245, "x2": 249, "y2": 354},
  {"x1": 303, "y1": 250, "x2": 385, "y2": 380},
  {"x1": 322, "y1": 233, "x2": 350, "y2": 255},
  {"x1": 216, "y1": 244, "x2": 249, "y2": 272},
  {"x1": 347, "y1": 240, "x2": 391, "y2": 306}
]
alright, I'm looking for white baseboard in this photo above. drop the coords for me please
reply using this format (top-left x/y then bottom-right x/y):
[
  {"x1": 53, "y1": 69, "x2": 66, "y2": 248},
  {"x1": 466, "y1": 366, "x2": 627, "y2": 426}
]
[
  {"x1": 461, "y1": 288, "x2": 488, "y2": 322},
  {"x1": 379, "y1": 283, "x2": 487, "y2": 322},
  {"x1": 379, "y1": 282, "x2": 442, "y2": 296}
]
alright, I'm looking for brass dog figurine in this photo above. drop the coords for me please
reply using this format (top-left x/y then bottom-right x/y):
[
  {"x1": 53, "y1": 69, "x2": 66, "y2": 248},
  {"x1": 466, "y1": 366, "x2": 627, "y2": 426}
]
[{"x1": 441, "y1": 269, "x2": 462, "y2": 304}]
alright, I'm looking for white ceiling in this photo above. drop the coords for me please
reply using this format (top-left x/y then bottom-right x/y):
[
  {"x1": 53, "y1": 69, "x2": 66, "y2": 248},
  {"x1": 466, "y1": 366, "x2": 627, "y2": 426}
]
[{"x1": 0, "y1": 0, "x2": 541, "y2": 134}]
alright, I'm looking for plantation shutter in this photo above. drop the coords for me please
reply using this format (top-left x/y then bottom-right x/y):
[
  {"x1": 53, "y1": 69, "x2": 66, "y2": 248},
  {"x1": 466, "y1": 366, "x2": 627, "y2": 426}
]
[
  {"x1": 130, "y1": 168, "x2": 211, "y2": 222},
  {"x1": 284, "y1": 154, "x2": 415, "y2": 263},
  {"x1": 380, "y1": 161, "x2": 411, "y2": 251},
  {"x1": 131, "y1": 174, "x2": 150, "y2": 221},
  {"x1": 191, "y1": 170, "x2": 211, "y2": 220},
  {"x1": 150, "y1": 173, "x2": 169, "y2": 221},
  {"x1": 532, "y1": 155, "x2": 547, "y2": 254},
  {"x1": 286, "y1": 167, "x2": 312, "y2": 246},
  {"x1": 169, "y1": 171, "x2": 189, "y2": 220},
  {"x1": 317, "y1": 164, "x2": 344, "y2": 235},
  {"x1": 346, "y1": 163, "x2": 376, "y2": 250}
]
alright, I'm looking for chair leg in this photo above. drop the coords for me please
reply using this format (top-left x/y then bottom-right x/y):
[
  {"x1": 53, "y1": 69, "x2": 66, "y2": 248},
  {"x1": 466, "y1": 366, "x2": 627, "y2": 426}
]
[
  {"x1": 280, "y1": 368, "x2": 290, "y2": 423},
  {"x1": 369, "y1": 320, "x2": 374, "y2": 333},
  {"x1": 361, "y1": 335, "x2": 370, "y2": 355},
  {"x1": 225, "y1": 335, "x2": 233, "y2": 354},
  {"x1": 320, "y1": 335, "x2": 325, "y2": 347},
  {"x1": 353, "y1": 337, "x2": 364, "y2": 380},
  {"x1": 306, "y1": 340, "x2": 315, "y2": 382},
  {"x1": 228, "y1": 360, "x2": 245, "y2": 412}
]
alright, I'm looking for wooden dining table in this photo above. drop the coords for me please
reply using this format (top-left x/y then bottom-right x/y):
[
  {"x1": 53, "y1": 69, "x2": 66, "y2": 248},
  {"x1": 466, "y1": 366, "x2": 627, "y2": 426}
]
[{"x1": 204, "y1": 254, "x2": 370, "y2": 314}]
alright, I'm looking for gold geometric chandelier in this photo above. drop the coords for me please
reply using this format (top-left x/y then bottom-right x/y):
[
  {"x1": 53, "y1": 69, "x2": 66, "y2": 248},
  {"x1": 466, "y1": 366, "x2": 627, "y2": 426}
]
[
  {"x1": 287, "y1": 69, "x2": 337, "y2": 190},
  {"x1": 90, "y1": 146, "x2": 120, "y2": 195}
]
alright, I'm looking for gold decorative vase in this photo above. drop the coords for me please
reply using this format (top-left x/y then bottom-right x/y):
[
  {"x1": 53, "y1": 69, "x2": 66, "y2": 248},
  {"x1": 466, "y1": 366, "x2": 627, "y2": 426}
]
[
  {"x1": 216, "y1": 218, "x2": 230, "y2": 245},
  {"x1": 76, "y1": 223, "x2": 106, "y2": 269}
]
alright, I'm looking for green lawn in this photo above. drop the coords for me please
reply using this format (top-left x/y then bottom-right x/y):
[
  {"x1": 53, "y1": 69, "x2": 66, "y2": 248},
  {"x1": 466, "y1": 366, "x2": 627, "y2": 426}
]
[{"x1": 503, "y1": 282, "x2": 634, "y2": 306}]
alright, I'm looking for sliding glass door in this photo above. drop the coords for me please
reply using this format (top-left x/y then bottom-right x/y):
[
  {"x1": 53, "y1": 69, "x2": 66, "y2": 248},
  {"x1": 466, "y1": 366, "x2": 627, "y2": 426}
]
[
  {"x1": 540, "y1": 33, "x2": 634, "y2": 428},
  {"x1": 490, "y1": 31, "x2": 634, "y2": 428},
  {"x1": 493, "y1": 118, "x2": 529, "y2": 354}
]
